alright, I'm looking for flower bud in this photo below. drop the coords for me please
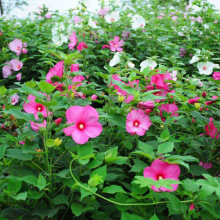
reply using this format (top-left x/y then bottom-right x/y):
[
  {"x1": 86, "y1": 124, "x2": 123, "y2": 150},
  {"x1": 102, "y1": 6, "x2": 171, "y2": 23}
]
[
  {"x1": 202, "y1": 92, "x2": 207, "y2": 97},
  {"x1": 118, "y1": 95, "x2": 124, "y2": 102},
  {"x1": 194, "y1": 103, "x2": 201, "y2": 109},
  {"x1": 54, "y1": 138, "x2": 62, "y2": 147},
  {"x1": 54, "y1": 118, "x2": 62, "y2": 126}
]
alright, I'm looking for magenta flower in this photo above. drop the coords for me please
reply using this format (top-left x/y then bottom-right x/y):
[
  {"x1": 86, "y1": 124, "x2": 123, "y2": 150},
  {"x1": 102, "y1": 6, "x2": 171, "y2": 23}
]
[
  {"x1": 143, "y1": 159, "x2": 181, "y2": 192},
  {"x1": 205, "y1": 117, "x2": 219, "y2": 139},
  {"x1": 63, "y1": 106, "x2": 103, "y2": 144},
  {"x1": 30, "y1": 120, "x2": 47, "y2": 132},
  {"x1": 2, "y1": 62, "x2": 13, "y2": 78},
  {"x1": 126, "y1": 109, "x2": 152, "y2": 136},
  {"x1": 188, "y1": 97, "x2": 200, "y2": 104},
  {"x1": 102, "y1": 45, "x2": 110, "y2": 49},
  {"x1": 46, "y1": 61, "x2": 63, "y2": 84},
  {"x1": 71, "y1": 64, "x2": 79, "y2": 72},
  {"x1": 199, "y1": 161, "x2": 212, "y2": 170},
  {"x1": 109, "y1": 36, "x2": 124, "y2": 52},
  {"x1": 68, "y1": 32, "x2": 78, "y2": 50},
  {"x1": 138, "y1": 101, "x2": 155, "y2": 110},
  {"x1": 9, "y1": 39, "x2": 23, "y2": 55},
  {"x1": 72, "y1": 75, "x2": 85, "y2": 87},
  {"x1": 22, "y1": 48, "x2": 27, "y2": 54},
  {"x1": 11, "y1": 93, "x2": 20, "y2": 105},
  {"x1": 54, "y1": 118, "x2": 62, "y2": 126},
  {"x1": 10, "y1": 59, "x2": 23, "y2": 71},
  {"x1": 77, "y1": 42, "x2": 88, "y2": 51},
  {"x1": 151, "y1": 73, "x2": 171, "y2": 90},
  {"x1": 23, "y1": 95, "x2": 50, "y2": 119},
  {"x1": 190, "y1": 204, "x2": 195, "y2": 211},
  {"x1": 91, "y1": 94, "x2": 97, "y2": 100},
  {"x1": 16, "y1": 73, "x2": 22, "y2": 81},
  {"x1": 213, "y1": 72, "x2": 220, "y2": 80},
  {"x1": 159, "y1": 103, "x2": 179, "y2": 122}
]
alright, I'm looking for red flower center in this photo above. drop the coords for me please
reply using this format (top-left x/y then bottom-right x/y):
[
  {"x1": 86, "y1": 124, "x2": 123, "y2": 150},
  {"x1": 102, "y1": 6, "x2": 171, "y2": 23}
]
[
  {"x1": 17, "y1": 46, "x2": 20, "y2": 50},
  {"x1": 17, "y1": 65, "x2": 20, "y2": 69},
  {"x1": 203, "y1": 66, "x2": 207, "y2": 70},
  {"x1": 78, "y1": 123, "x2": 85, "y2": 130},
  {"x1": 140, "y1": 24, "x2": 143, "y2": 27},
  {"x1": 37, "y1": 106, "x2": 42, "y2": 111},
  {"x1": 110, "y1": 18, "x2": 114, "y2": 22},
  {"x1": 133, "y1": 121, "x2": 139, "y2": 127},
  {"x1": 156, "y1": 174, "x2": 165, "y2": 180}
]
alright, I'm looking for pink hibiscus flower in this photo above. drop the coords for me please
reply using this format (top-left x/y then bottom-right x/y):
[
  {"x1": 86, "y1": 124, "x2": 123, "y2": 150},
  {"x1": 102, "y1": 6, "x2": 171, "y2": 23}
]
[
  {"x1": 74, "y1": 16, "x2": 82, "y2": 24},
  {"x1": 63, "y1": 106, "x2": 103, "y2": 144},
  {"x1": 9, "y1": 39, "x2": 23, "y2": 56},
  {"x1": 126, "y1": 109, "x2": 152, "y2": 136},
  {"x1": 213, "y1": 72, "x2": 220, "y2": 80},
  {"x1": 199, "y1": 161, "x2": 212, "y2": 170},
  {"x1": 77, "y1": 42, "x2": 88, "y2": 51},
  {"x1": 10, "y1": 59, "x2": 23, "y2": 71},
  {"x1": 143, "y1": 159, "x2": 181, "y2": 192},
  {"x1": 205, "y1": 117, "x2": 219, "y2": 139},
  {"x1": 2, "y1": 62, "x2": 13, "y2": 78},
  {"x1": 11, "y1": 93, "x2": 20, "y2": 105},
  {"x1": 72, "y1": 75, "x2": 85, "y2": 87},
  {"x1": 23, "y1": 94, "x2": 51, "y2": 119},
  {"x1": 71, "y1": 64, "x2": 79, "y2": 72},
  {"x1": 188, "y1": 97, "x2": 200, "y2": 104},
  {"x1": 109, "y1": 36, "x2": 124, "y2": 52},
  {"x1": 16, "y1": 73, "x2": 22, "y2": 81},
  {"x1": 30, "y1": 120, "x2": 47, "y2": 132},
  {"x1": 98, "y1": 7, "x2": 109, "y2": 16},
  {"x1": 159, "y1": 103, "x2": 179, "y2": 122},
  {"x1": 151, "y1": 73, "x2": 171, "y2": 90},
  {"x1": 46, "y1": 60, "x2": 64, "y2": 84},
  {"x1": 68, "y1": 32, "x2": 78, "y2": 50}
]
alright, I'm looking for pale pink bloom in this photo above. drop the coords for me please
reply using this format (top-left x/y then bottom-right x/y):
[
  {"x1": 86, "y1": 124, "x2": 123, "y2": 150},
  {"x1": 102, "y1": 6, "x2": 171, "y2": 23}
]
[
  {"x1": 45, "y1": 13, "x2": 52, "y2": 18},
  {"x1": 126, "y1": 109, "x2": 152, "y2": 136},
  {"x1": 16, "y1": 73, "x2": 22, "y2": 81},
  {"x1": 213, "y1": 20, "x2": 218, "y2": 24},
  {"x1": 68, "y1": 32, "x2": 78, "y2": 50},
  {"x1": 159, "y1": 103, "x2": 179, "y2": 121},
  {"x1": 63, "y1": 106, "x2": 102, "y2": 144},
  {"x1": 188, "y1": 97, "x2": 200, "y2": 104},
  {"x1": 30, "y1": 120, "x2": 47, "y2": 132},
  {"x1": 2, "y1": 63, "x2": 13, "y2": 78},
  {"x1": 212, "y1": 96, "x2": 218, "y2": 100},
  {"x1": 172, "y1": 16, "x2": 178, "y2": 21},
  {"x1": 199, "y1": 161, "x2": 212, "y2": 170},
  {"x1": 22, "y1": 48, "x2": 27, "y2": 54},
  {"x1": 195, "y1": 16, "x2": 203, "y2": 23},
  {"x1": 160, "y1": 13, "x2": 165, "y2": 16},
  {"x1": 46, "y1": 61, "x2": 63, "y2": 84},
  {"x1": 143, "y1": 159, "x2": 181, "y2": 192},
  {"x1": 77, "y1": 42, "x2": 88, "y2": 51},
  {"x1": 23, "y1": 94, "x2": 50, "y2": 119},
  {"x1": 138, "y1": 101, "x2": 154, "y2": 109},
  {"x1": 9, "y1": 39, "x2": 23, "y2": 55},
  {"x1": 98, "y1": 7, "x2": 109, "y2": 15},
  {"x1": 109, "y1": 36, "x2": 124, "y2": 52},
  {"x1": 71, "y1": 63, "x2": 79, "y2": 72},
  {"x1": 10, "y1": 59, "x2": 23, "y2": 71},
  {"x1": 74, "y1": 16, "x2": 82, "y2": 24},
  {"x1": 157, "y1": 16, "x2": 163, "y2": 19},
  {"x1": 23, "y1": 42, "x2": 27, "y2": 47},
  {"x1": 91, "y1": 94, "x2": 97, "y2": 100},
  {"x1": 190, "y1": 204, "x2": 195, "y2": 210},
  {"x1": 122, "y1": 30, "x2": 130, "y2": 40},
  {"x1": 205, "y1": 117, "x2": 219, "y2": 139},
  {"x1": 11, "y1": 93, "x2": 20, "y2": 105},
  {"x1": 213, "y1": 72, "x2": 220, "y2": 80},
  {"x1": 72, "y1": 75, "x2": 85, "y2": 86},
  {"x1": 170, "y1": 70, "x2": 177, "y2": 81}
]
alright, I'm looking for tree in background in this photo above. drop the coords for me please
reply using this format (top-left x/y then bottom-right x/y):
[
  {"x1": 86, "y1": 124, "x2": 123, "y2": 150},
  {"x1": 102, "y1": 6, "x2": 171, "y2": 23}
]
[{"x1": 0, "y1": 0, "x2": 29, "y2": 16}]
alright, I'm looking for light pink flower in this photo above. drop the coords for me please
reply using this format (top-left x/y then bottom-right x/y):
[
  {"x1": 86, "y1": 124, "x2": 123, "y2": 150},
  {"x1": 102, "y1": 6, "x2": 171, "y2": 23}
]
[
  {"x1": 68, "y1": 32, "x2": 78, "y2": 50},
  {"x1": 16, "y1": 73, "x2": 22, "y2": 81},
  {"x1": 205, "y1": 117, "x2": 219, "y2": 139},
  {"x1": 213, "y1": 72, "x2": 220, "y2": 80},
  {"x1": 109, "y1": 36, "x2": 124, "y2": 52},
  {"x1": 22, "y1": 48, "x2": 27, "y2": 54},
  {"x1": 9, "y1": 39, "x2": 23, "y2": 55},
  {"x1": 199, "y1": 161, "x2": 212, "y2": 170},
  {"x1": 91, "y1": 94, "x2": 97, "y2": 100},
  {"x1": 121, "y1": 30, "x2": 130, "y2": 40},
  {"x1": 2, "y1": 63, "x2": 13, "y2": 78},
  {"x1": 188, "y1": 97, "x2": 200, "y2": 104},
  {"x1": 11, "y1": 93, "x2": 20, "y2": 105},
  {"x1": 172, "y1": 16, "x2": 178, "y2": 21},
  {"x1": 138, "y1": 101, "x2": 155, "y2": 109},
  {"x1": 74, "y1": 16, "x2": 82, "y2": 24},
  {"x1": 63, "y1": 106, "x2": 102, "y2": 144},
  {"x1": 30, "y1": 120, "x2": 47, "y2": 132},
  {"x1": 126, "y1": 109, "x2": 152, "y2": 136},
  {"x1": 77, "y1": 42, "x2": 88, "y2": 51},
  {"x1": 72, "y1": 75, "x2": 85, "y2": 87},
  {"x1": 212, "y1": 96, "x2": 218, "y2": 100},
  {"x1": 143, "y1": 159, "x2": 181, "y2": 192},
  {"x1": 71, "y1": 64, "x2": 79, "y2": 72},
  {"x1": 10, "y1": 59, "x2": 23, "y2": 71},
  {"x1": 45, "y1": 13, "x2": 52, "y2": 18},
  {"x1": 98, "y1": 7, "x2": 109, "y2": 15},
  {"x1": 46, "y1": 61, "x2": 64, "y2": 84},
  {"x1": 159, "y1": 103, "x2": 179, "y2": 122},
  {"x1": 23, "y1": 94, "x2": 50, "y2": 119},
  {"x1": 195, "y1": 16, "x2": 202, "y2": 23}
]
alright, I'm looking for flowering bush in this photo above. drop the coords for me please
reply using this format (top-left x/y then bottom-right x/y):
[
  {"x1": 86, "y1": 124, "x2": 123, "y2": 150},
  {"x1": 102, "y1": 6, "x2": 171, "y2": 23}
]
[{"x1": 0, "y1": 0, "x2": 220, "y2": 219}]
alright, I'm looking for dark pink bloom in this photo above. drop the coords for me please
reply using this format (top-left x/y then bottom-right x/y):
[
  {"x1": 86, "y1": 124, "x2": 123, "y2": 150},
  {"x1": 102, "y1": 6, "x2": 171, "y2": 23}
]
[
  {"x1": 190, "y1": 204, "x2": 195, "y2": 210},
  {"x1": 188, "y1": 97, "x2": 200, "y2": 104},
  {"x1": 63, "y1": 106, "x2": 102, "y2": 144},
  {"x1": 126, "y1": 109, "x2": 152, "y2": 136},
  {"x1": 109, "y1": 36, "x2": 124, "y2": 52},
  {"x1": 46, "y1": 61, "x2": 64, "y2": 84},
  {"x1": 121, "y1": 30, "x2": 130, "y2": 40},
  {"x1": 71, "y1": 64, "x2": 79, "y2": 72},
  {"x1": 19, "y1": 141, "x2": 25, "y2": 145},
  {"x1": 102, "y1": 45, "x2": 110, "y2": 49},
  {"x1": 205, "y1": 100, "x2": 217, "y2": 105},
  {"x1": 138, "y1": 101, "x2": 155, "y2": 109},
  {"x1": 72, "y1": 75, "x2": 85, "y2": 87},
  {"x1": 213, "y1": 72, "x2": 220, "y2": 80},
  {"x1": 151, "y1": 73, "x2": 171, "y2": 90},
  {"x1": 192, "y1": 118, "x2": 196, "y2": 123},
  {"x1": 23, "y1": 95, "x2": 51, "y2": 119},
  {"x1": 68, "y1": 32, "x2": 78, "y2": 50},
  {"x1": 54, "y1": 118, "x2": 62, "y2": 126},
  {"x1": 212, "y1": 96, "x2": 218, "y2": 100},
  {"x1": 22, "y1": 48, "x2": 27, "y2": 54},
  {"x1": 10, "y1": 59, "x2": 23, "y2": 71},
  {"x1": 199, "y1": 161, "x2": 212, "y2": 170},
  {"x1": 11, "y1": 93, "x2": 20, "y2": 105},
  {"x1": 16, "y1": 73, "x2": 22, "y2": 81},
  {"x1": 159, "y1": 103, "x2": 179, "y2": 121},
  {"x1": 145, "y1": 109, "x2": 153, "y2": 115},
  {"x1": 143, "y1": 159, "x2": 181, "y2": 192},
  {"x1": 9, "y1": 39, "x2": 23, "y2": 55},
  {"x1": 30, "y1": 120, "x2": 47, "y2": 132},
  {"x1": 77, "y1": 42, "x2": 88, "y2": 51},
  {"x1": 205, "y1": 117, "x2": 219, "y2": 139},
  {"x1": 91, "y1": 94, "x2": 97, "y2": 100}
]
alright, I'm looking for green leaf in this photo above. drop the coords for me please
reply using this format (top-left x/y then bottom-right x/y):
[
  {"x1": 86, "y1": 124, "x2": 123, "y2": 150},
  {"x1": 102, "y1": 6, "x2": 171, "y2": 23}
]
[
  {"x1": 149, "y1": 213, "x2": 159, "y2": 220},
  {"x1": 189, "y1": 165, "x2": 208, "y2": 176},
  {"x1": 102, "y1": 185, "x2": 126, "y2": 194},
  {"x1": 7, "y1": 179, "x2": 22, "y2": 194},
  {"x1": 89, "y1": 166, "x2": 107, "y2": 187},
  {"x1": 160, "y1": 129, "x2": 170, "y2": 140},
  {"x1": 12, "y1": 192, "x2": 27, "y2": 201},
  {"x1": 37, "y1": 174, "x2": 47, "y2": 191},
  {"x1": 121, "y1": 212, "x2": 143, "y2": 220},
  {"x1": 22, "y1": 175, "x2": 38, "y2": 185},
  {"x1": 108, "y1": 113, "x2": 126, "y2": 128},
  {"x1": 77, "y1": 143, "x2": 94, "y2": 165},
  {"x1": 157, "y1": 142, "x2": 174, "y2": 154},
  {"x1": 38, "y1": 81, "x2": 56, "y2": 94},
  {"x1": 53, "y1": 194, "x2": 69, "y2": 205},
  {"x1": 6, "y1": 149, "x2": 33, "y2": 161},
  {"x1": 130, "y1": 159, "x2": 147, "y2": 173},
  {"x1": 138, "y1": 141, "x2": 154, "y2": 156},
  {"x1": 71, "y1": 203, "x2": 93, "y2": 217},
  {"x1": 28, "y1": 190, "x2": 44, "y2": 200},
  {"x1": 0, "y1": 144, "x2": 7, "y2": 159},
  {"x1": 4, "y1": 109, "x2": 35, "y2": 121},
  {"x1": 0, "y1": 86, "x2": 7, "y2": 95}
]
